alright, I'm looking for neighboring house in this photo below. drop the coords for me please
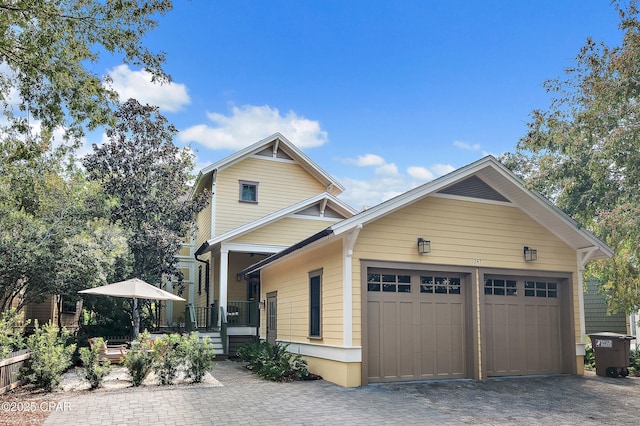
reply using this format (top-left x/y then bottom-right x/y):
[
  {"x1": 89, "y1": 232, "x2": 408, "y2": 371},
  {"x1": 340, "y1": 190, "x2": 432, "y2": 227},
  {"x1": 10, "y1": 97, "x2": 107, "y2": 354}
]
[
  {"x1": 20, "y1": 296, "x2": 82, "y2": 330},
  {"x1": 167, "y1": 133, "x2": 356, "y2": 353},
  {"x1": 239, "y1": 155, "x2": 612, "y2": 387},
  {"x1": 584, "y1": 279, "x2": 628, "y2": 335}
]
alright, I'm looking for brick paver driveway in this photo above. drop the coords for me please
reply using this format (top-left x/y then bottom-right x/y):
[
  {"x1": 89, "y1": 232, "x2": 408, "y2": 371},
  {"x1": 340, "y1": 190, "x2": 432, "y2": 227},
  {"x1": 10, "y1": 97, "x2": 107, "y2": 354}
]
[{"x1": 43, "y1": 361, "x2": 640, "y2": 425}]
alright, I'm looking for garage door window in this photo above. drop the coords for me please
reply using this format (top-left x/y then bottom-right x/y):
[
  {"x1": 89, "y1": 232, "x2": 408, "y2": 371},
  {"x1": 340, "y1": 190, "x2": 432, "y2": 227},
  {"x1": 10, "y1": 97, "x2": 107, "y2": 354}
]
[
  {"x1": 368, "y1": 273, "x2": 411, "y2": 293},
  {"x1": 524, "y1": 281, "x2": 558, "y2": 298},
  {"x1": 484, "y1": 279, "x2": 517, "y2": 296},
  {"x1": 420, "y1": 276, "x2": 461, "y2": 294}
]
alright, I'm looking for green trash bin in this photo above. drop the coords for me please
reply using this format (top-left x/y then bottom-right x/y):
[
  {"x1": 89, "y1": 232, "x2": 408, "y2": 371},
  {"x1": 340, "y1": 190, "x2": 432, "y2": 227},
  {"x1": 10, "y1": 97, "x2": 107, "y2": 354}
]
[{"x1": 588, "y1": 332, "x2": 635, "y2": 378}]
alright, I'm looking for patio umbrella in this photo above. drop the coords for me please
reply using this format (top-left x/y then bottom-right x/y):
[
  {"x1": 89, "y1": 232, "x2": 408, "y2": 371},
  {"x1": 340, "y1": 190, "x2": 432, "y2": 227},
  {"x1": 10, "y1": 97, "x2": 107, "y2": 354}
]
[{"x1": 79, "y1": 278, "x2": 185, "y2": 339}]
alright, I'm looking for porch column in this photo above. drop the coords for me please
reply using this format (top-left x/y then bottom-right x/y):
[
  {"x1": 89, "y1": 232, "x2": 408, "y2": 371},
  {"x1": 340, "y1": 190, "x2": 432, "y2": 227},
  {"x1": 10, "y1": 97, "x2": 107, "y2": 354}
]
[
  {"x1": 219, "y1": 247, "x2": 229, "y2": 326},
  {"x1": 576, "y1": 247, "x2": 598, "y2": 356},
  {"x1": 342, "y1": 225, "x2": 362, "y2": 347}
]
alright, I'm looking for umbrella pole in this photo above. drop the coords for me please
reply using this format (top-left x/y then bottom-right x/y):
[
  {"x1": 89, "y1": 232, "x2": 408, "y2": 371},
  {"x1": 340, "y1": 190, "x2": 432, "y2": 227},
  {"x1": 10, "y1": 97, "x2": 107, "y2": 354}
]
[{"x1": 133, "y1": 297, "x2": 140, "y2": 340}]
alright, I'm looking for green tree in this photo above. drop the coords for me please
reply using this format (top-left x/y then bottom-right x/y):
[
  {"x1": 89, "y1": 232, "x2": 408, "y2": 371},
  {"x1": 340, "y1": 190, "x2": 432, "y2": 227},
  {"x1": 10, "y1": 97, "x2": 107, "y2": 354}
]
[
  {"x1": 0, "y1": 137, "x2": 129, "y2": 313},
  {"x1": 502, "y1": 0, "x2": 640, "y2": 314},
  {"x1": 83, "y1": 99, "x2": 209, "y2": 331},
  {"x1": 0, "y1": 0, "x2": 172, "y2": 139}
]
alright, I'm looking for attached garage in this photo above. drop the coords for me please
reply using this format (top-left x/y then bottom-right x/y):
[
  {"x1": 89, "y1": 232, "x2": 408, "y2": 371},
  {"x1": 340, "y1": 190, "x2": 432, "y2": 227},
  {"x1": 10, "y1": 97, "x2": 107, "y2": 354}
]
[
  {"x1": 246, "y1": 156, "x2": 613, "y2": 387},
  {"x1": 366, "y1": 268, "x2": 469, "y2": 383}
]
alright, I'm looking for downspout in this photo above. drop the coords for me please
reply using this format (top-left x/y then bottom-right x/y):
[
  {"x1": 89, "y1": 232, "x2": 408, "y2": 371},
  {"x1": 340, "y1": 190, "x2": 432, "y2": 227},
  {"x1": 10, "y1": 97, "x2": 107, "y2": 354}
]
[{"x1": 195, "y1": 242, "x2": 211, "y2": 327}]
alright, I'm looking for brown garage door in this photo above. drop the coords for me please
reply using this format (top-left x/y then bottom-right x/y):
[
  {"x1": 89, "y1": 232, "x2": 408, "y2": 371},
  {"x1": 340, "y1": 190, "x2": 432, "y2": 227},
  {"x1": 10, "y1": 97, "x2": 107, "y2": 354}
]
[
  {"x1": 484, "y1": 276, "x2": 563, "y2": 376},
  {"x1": 367, "y1": 269, "x2": 466, "y2": 383}
]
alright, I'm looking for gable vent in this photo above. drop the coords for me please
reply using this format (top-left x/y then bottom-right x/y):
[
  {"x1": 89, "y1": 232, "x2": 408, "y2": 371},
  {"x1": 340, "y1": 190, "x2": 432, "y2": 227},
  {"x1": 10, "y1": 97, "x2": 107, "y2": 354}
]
[
  {"x1": 437, "y1": 175, "x2": 510, "y2": 202},
  {"x1": 255, "y1": 145, "x2": 293, "y2": 160}
]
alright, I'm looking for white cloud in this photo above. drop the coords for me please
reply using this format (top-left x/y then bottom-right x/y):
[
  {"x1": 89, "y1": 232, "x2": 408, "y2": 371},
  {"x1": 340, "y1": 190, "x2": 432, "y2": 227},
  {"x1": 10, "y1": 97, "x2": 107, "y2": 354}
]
[
  {"x1": 336, "y1": 155, "x2": 456, "y2": 209},
  {"x1": 431, "y1": 163, "x2": 456, "y2": 176},
  {"x1": 344, "y1": 154, "x2": 385, "y2": 167},
  {"x1": 453, "y1": 140, "x2": 494, "y2": 157},
  {"x1": 179, "y1": 104, "x2": 328, "y2": 150},
  {"x1": 453, "y1": 140, "x2": 482, "y2": 151},
  {"x1": 375, "y1": 162, "x2": 399, "y2": 177},
  {"x1": 407, "y1": 166, "x2": 434, "y2": 181},
  {"x1": 105, "y1": 65, "x2": 190, "y2": 112}
]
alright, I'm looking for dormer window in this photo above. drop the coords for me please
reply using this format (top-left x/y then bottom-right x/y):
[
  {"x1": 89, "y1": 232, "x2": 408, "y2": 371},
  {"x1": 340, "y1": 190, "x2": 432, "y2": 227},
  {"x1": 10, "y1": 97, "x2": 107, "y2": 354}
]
[{"x1": 239, "y1": 180, "x2": 258, "y2": 203}]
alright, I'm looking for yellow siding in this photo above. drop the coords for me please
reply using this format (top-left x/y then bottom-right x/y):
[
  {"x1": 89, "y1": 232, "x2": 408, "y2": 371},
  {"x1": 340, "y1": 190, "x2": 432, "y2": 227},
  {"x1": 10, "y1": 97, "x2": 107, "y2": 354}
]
[
  {"x1": 353, "y1": 197, "x2": 576, "y2": 272},
  {"x1": 216, "y1": 157, "x2": 327, "y2": 235},
  {"x1": 352, "y1": 196, "x2": 582, "y2": 376},
  {"x1": 232, "y1": 217, "x2": 335, "y2": 246},
  {"x1": 305, "y1": 356, "x2": 361, "y2": 387},
  {"x1": 196, "y1": 201, "x2": 212, "y2": 247},
  {"x1": 261, "y1": 239, "x2": 344, "y2": 346}
]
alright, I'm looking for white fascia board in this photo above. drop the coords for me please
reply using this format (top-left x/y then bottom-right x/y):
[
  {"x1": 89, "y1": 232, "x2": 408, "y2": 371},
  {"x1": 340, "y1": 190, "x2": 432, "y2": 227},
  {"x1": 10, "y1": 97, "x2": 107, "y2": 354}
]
[
  {"x1": 222, "y1": 242, "x2": 288, "y2": 254},
  {"x1": 198, "y1": 133, "x2": 345, "y2": 194},
  {"x1": 331, "y1": 156, "x2": 498, "y2": 236},
  {"x1": 330, "y1": 155, "x2": 612, "y2": 259},
  {"x1": 477, "y1": 165, "x2": 613, "y2": 258}
]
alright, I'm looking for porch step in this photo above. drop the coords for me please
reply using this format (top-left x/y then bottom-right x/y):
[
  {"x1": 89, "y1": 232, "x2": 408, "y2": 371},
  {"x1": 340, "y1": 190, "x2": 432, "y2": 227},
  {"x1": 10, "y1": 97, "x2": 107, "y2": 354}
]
[{"x1": 196, "y1": 331, "x2": 226, "y2": 357}]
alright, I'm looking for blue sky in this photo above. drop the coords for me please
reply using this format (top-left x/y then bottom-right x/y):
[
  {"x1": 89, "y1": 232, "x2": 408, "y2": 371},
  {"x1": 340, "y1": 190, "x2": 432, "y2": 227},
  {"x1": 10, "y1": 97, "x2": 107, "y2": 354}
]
[{"x1": 87, "y1": 0, "x2": 622, "y2": 210}]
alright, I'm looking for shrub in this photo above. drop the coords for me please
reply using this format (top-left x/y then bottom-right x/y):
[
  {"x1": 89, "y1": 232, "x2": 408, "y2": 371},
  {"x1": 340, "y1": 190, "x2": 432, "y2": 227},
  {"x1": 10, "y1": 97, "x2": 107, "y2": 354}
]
[
  {"x1": 152, "y1": 333, "x2": 183, "y2": 385},
  {"x1": 238, "y1": 341, "x2": 310, "y2": 382},
  {"x1": 181, "y1": 332, "x2": 215, "y2": 383},
  {"x1": 124, "y1": 332, "x2": 155, "y2": 386},
  {"x1": 79, "y1": 337, "x2": 112, "y2": 389},
  {"x1": 584, "y1": 342, "x2": 595, "y2": 370},
  {"x1": 0, "y1": 308, "x2": 28, "y2": 358},
  {"x1": 22, "y1": 321, "x2": 76, "y2": 391},
  {"x1": 629, "y1": 348, "x2": 640, "y2": 377}
]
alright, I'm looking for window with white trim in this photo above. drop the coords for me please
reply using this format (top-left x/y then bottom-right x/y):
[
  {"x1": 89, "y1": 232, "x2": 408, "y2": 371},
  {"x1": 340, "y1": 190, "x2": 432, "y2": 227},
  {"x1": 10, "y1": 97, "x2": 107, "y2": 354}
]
[
  {"x1": 239, "y1": 180, "x2": 258, "y2": 203},
  {"x1": 309, "y1": 270, "x2": 322, "y2": 338}
]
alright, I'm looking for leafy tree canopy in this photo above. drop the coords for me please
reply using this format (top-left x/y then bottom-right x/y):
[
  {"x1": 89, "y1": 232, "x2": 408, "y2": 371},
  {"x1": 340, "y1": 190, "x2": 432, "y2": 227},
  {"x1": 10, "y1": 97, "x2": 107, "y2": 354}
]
[
  {"x1": 0, "y1": 0, "x2": 172, "y2": 139},
  {"x1": 501, "y1": 0, "x2": 640, "y2": 314},
  {"x1": 0, "y1": 137, "x2": 129, "y2": 312},
  {"x1": 83, "y1": 98, "x2": 209, "y2": 291}
]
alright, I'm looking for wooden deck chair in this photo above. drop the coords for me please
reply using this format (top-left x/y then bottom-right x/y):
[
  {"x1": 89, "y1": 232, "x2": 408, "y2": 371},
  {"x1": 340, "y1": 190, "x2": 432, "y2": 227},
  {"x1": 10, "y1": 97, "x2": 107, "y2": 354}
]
[{"x1": 88, "y1": 338, "x2": 128, "y2": 364}]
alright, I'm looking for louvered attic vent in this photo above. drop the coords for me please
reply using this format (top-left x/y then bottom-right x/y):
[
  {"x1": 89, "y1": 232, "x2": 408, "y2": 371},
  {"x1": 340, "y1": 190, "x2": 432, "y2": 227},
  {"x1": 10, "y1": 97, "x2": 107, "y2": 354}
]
[{"x1": 437, "y1": 175, "x2": 510, "y2": 202}]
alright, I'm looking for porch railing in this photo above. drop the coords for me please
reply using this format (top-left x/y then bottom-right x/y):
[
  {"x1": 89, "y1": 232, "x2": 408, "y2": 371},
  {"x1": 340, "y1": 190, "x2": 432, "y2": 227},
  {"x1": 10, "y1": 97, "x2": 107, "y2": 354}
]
[
  {"x1": 186, "y1": 300, "x2": 258, "y2": 330},
  {"x1": 225, "y1": 300, "x2": 258, "y2": 327}
]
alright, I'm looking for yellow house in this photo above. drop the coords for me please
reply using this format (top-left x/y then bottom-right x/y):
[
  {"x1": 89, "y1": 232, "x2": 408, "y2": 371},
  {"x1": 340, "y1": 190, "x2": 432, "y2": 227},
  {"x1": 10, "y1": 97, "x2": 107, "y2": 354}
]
[
  {"x1": 168, "y1": 133, "x2": 356, "y2": 354},
  {"x1": 240, "y1": 156, "x2": 612, "y2": 387}
]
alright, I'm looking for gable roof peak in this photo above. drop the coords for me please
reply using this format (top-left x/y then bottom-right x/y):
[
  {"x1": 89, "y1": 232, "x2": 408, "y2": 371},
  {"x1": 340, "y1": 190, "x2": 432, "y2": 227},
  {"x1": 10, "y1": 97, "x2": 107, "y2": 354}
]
[{"x1": 192, "y1": 132, "x2": 345, "y2": 196}]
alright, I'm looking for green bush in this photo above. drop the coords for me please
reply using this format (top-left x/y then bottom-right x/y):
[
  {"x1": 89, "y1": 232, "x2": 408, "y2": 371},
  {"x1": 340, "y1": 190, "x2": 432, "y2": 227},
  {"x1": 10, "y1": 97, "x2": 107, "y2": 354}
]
[
  {"x1": 237, "y1": 341, "x2": 310, "y2": 382},
  {"x1": 152, "y1": 333, "x2": 183, "y2": 385},
  {"x1": 79, "y1": 337, "x2": 112, "y2": 389},
  {"x1": 0, "y1": 308, "x2": 28, "y2": 358},
  {"x1": 629, "y1": 348, "x2": 640, "y2": 377},
  {"x1": 124, "y1": 332, "x2": 155, "y2": 386},
  {"x1": 181, "y1": 332, "x2": 215, "y2": 383},
  {"x1": 584, "y1": 342, "x2": 595, "y2": 370},
  {"x1": 22, "y1": 321, "x2": 76, "y2": 391}
]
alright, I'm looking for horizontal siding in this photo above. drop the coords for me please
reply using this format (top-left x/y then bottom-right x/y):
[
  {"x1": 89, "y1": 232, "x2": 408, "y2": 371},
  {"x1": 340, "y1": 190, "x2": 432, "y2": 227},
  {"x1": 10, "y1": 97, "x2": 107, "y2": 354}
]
[
  {"x1": 354, "y1": 197, "x2": 577, "y2": 271},
  {"x1": 354, "y1": 195, "x2": 583, "y2": 352},
  {"x1": 261, "y1": 239, "x2": 344, "y2": 346},
  {"x1": 196, "y1": 201, "x2": 212, "y2": 247},
  {"x1": 232, "y1": 217, "x2": 334, "y2": 247},
  {"x1": 216, "y1": 157, "x2": 327, "y2": 235},
  {"x1": 584, "y1": 280, "x2": 627, "y2": 334}
]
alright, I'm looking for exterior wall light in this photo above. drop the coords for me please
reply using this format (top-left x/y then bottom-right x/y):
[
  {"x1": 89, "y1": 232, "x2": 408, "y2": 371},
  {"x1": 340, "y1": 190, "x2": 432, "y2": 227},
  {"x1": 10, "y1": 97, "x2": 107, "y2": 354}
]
[
  {"x1": 418, "y1": 238, "x2": 431, "y2": 254},
  {"x1": 524, "y1": 246, "x2": 537, "y2": 261}
]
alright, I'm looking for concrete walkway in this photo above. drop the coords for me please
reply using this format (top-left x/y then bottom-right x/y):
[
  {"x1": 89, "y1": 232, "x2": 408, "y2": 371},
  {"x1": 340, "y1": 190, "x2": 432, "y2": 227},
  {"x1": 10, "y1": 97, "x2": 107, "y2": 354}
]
[{"x1": 44, "y1": 361, "x2": 640, "y2": 425}]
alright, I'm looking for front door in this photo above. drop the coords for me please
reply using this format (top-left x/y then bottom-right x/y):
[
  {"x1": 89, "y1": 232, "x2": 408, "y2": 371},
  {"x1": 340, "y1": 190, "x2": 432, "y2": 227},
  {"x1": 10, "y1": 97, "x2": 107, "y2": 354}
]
[{"x1": 266, "y1": 291, "x2": 277, "y2": 345}]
